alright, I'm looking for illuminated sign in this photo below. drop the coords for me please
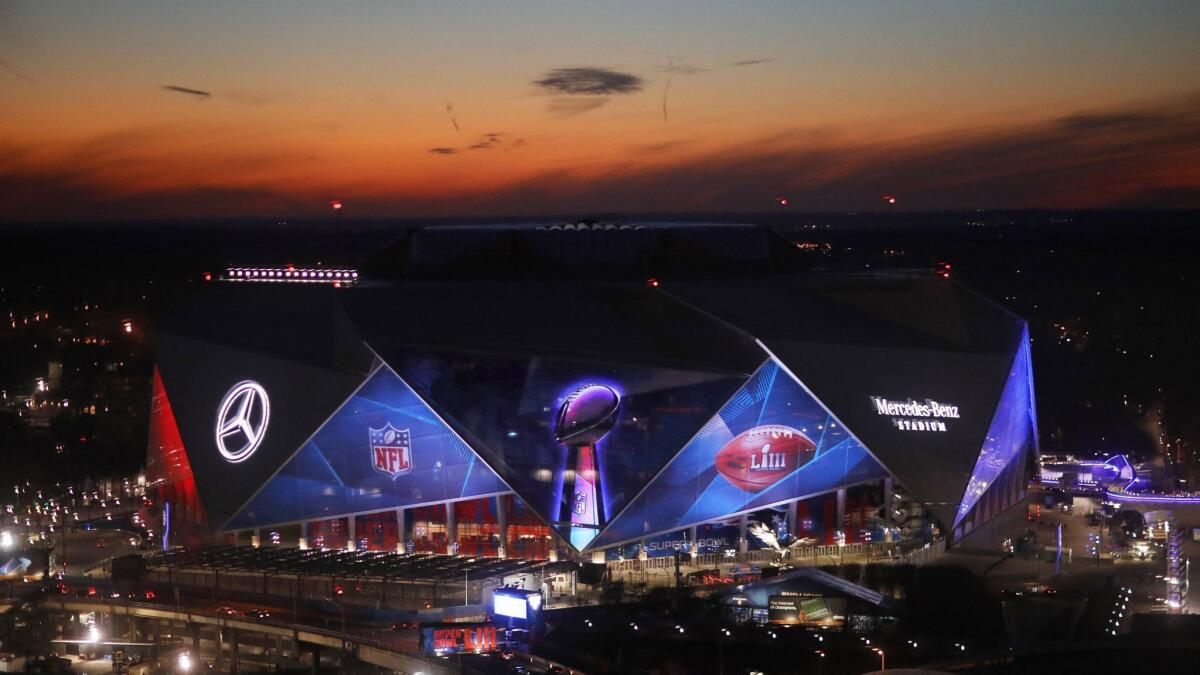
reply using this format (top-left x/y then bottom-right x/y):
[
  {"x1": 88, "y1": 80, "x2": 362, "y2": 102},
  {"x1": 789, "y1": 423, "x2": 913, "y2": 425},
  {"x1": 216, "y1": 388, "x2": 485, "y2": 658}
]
[
  {"x1": 493, "y1": 588, "x2": 543, "y2": 619},
  {"x1": 493, "y1": 593, "x2": 528, "y2": 619},
  {"x1": 224, "y1": 266, "x2": 359, "y2": 285},
  {"x1": 421, "y1": 624, "x2": 498, "y2": 656},
  {"x1": 215, "y1": 381, "x2": 270, "y2": 463},
  {"x1": 769, "y1": 594, "x2": 834, "y2": 625},
  {"x1": 869, "y1": 396, "x2": 959, "y2": 432},
  {"x1": 768, "y1": 595, "x2": 801, "y2": 624},
  {"x1": 369, "y1": 423, "x2": 413, "y2": 478},
  {"x1": 715, "y1": 425, "x2": 816, "y2": 492},
  {"x1": 555, "y1": 384, "x2": 620, "y2": 549}
]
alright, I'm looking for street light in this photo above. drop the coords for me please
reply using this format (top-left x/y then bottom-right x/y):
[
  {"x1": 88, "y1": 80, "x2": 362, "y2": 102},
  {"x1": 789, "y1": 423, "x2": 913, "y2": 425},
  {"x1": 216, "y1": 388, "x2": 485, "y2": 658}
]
[{"x1": 873, "y1": 647, "x2": 885, "y2": 671}]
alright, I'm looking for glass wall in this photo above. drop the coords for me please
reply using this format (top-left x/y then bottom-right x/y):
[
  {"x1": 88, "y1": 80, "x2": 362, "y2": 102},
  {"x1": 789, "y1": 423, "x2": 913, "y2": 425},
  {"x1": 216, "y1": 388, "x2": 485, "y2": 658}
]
[
  {"x1": 954, "y1": 328, "x2": 1037, "y2": 534},
  {"x1": 408, "y1": 504, "x2": 448, "y2": 553},
  {"x1": 226, "y1": 365, "x2": 509, "y2": 530},
  {"x1": 593, "y1": 360, "x2": 890, "y2": 548},
  {"x1": 455, "y1": 497, "x2": 501, "y2": 557},
  {"x1": 389, "y1": 348, "x2": 745, "y2": 549}
]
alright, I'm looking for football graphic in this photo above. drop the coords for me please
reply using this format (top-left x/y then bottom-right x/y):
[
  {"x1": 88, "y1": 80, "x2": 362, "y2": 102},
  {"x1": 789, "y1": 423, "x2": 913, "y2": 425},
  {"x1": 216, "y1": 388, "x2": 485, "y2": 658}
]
[
  {"x1": 715, "y1": 425, "x2": 816, "y2": 492},
  {"x1": 555, "y1": 384, "x2": 620, "y2": 445}
]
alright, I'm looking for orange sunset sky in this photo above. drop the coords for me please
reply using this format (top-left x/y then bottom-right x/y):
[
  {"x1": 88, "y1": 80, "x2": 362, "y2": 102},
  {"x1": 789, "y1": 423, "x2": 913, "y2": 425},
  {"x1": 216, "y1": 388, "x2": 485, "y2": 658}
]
[{"x1": 2, "y1": 1, "x2": 1199, "y2": 221}]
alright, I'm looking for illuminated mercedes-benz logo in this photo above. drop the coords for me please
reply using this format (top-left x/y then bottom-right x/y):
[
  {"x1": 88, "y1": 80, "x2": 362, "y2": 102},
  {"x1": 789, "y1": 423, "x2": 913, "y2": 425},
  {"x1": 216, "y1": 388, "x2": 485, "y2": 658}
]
[{"x1": 215, "y1": 380, "x2": 270, "y2": 463}]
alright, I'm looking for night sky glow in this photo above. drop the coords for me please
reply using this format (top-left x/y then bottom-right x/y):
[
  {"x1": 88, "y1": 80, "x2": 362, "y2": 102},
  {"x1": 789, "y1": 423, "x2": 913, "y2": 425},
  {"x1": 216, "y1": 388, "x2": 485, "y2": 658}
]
[{"x1": 2, "y1": 0, "x2": 1199, "y2": 221}]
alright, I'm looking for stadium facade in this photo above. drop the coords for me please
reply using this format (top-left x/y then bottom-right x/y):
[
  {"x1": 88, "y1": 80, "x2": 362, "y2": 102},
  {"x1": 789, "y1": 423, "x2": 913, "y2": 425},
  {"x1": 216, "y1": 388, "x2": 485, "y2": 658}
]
[{"x1": 146, "y1": 222, "x2": 1038, "y2": 561}]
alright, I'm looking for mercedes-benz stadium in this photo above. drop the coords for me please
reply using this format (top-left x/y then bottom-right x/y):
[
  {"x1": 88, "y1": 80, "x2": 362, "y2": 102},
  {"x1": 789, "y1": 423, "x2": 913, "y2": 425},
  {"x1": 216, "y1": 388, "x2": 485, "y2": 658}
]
[{"x1": 146, "y1": 222, "x2": 1038, "y2": 563}]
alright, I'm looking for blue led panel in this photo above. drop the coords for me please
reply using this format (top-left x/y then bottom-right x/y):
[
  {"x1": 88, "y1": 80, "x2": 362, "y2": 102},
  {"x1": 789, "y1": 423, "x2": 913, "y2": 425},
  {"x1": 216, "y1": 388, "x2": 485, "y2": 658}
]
[
  {"x1": 225, "y1": 365, "x2": 508, "y2": 529},
  {"x1": 384, "y1": 348, "x2": 746, "y2": 550},
  {"x1": 592, "y1": 360, "x2": 890, "y2": 549},
  {"x1": 953, "y1": 327, "x2": 1037, "y2": 528}
]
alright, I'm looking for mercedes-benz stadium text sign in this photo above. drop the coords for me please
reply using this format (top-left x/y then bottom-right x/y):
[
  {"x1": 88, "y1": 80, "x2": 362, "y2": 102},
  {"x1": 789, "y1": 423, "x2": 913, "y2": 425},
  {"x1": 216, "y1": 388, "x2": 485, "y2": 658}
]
[
  {"x1": 215, "y1": 381, "x2": 270, "y2": 463},
  {"x1": 870, "y1": 396, "x2": 959, "y2": 432}
]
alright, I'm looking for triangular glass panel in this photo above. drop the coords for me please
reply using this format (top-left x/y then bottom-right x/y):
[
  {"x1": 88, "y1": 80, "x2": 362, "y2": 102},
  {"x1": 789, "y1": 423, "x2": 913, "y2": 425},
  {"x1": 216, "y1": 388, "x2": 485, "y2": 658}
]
[{"x1": 593, "y1": 359, "x2": 890, "y2": 549}]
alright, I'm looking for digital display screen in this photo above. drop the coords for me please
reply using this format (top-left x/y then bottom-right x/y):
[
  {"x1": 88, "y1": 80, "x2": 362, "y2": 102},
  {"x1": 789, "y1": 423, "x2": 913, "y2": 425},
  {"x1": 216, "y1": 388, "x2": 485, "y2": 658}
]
[
  {"x1": 154, "y1": 332, "x2": 370, "y2": 530},
  {"x1": 388, "y1": 348, "x2": 746, "y2": 549},
  {"x1": 420, "y1": 624, "x2": 499, "y2": 655},
  {"x1": 226, "y1": 364, "x2": 509, "y2": 529},
  {"x1": 592, "y1": 359, "x2": 890, "y2": 548},
  {"x1": 492, "y1": 593, "x2": 528, "y2": 619},
  {"x1": 768, "y1": 596, "x2": 801, "y2": 624}
]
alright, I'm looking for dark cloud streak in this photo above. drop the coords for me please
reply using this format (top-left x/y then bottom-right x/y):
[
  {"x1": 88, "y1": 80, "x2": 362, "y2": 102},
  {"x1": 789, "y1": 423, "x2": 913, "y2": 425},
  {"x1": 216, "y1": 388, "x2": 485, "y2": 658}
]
[
  {"x1": 533, "y1": 67, "x2": 643, "y2": 95},
  {"x1": 728, "y1": 58, "x2": 775, "y2": 67},
  {"x1": 162, "y1": 85, "x2": 212, "y2": 98},
  {"x1": 468, "y1": 133, "x2": 504, "y2": 150},
  {"x1": 657, "y1": 61, "x2": 706, "y2": 75},
  {"x1": 662, "y1": 77, "x2": 671, "y2": 123}
]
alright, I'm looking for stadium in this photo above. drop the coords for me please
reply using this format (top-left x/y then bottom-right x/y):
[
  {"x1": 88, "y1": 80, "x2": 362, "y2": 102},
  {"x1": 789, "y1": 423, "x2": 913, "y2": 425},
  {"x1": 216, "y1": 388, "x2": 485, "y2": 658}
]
[{"x1": 146, "y1": 222, "x2": 1038, "y2": 565}]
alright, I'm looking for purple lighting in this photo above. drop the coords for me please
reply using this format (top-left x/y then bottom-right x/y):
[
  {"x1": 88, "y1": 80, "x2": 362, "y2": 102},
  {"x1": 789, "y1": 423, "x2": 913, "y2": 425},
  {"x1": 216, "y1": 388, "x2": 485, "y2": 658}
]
[
  {"x1": 954, "y1": 327, "x2": 1038, "y2": 528},
  {"x1": 1104, "y1": 488, "x2": 1200, "y2": 504},
  {"x1": 555, "y1": 383, "x2": 620, "y2": 550}
]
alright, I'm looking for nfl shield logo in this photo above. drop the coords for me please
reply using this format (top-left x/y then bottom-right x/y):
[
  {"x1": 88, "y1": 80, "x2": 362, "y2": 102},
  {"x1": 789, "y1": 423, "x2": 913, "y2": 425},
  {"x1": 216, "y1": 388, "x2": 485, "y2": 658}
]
[{"x1": 369, "y1": 423, "x2": 413, "y2": 478}]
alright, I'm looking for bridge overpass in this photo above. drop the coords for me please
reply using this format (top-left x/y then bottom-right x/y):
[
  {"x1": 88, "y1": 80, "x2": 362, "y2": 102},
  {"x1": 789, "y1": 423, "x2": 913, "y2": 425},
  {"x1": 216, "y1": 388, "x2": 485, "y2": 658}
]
[{"x1": 3, "y1": 596, "x2": 463, "y2": 674}]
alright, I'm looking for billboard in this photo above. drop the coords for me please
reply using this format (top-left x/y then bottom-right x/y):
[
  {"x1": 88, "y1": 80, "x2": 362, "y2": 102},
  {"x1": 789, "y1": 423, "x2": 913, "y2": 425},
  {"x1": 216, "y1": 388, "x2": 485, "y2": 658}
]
[
  {"x1": 761, "y1": 337, "x2": 1020, "y2": 530},
  {"x1": 492, "y1": 589, "x2": 542, "y2": 620},
  {"x1": 386, "y1": 348, "x2": 746, "y2": 549},
  {"x1": 591, "y1": 359, "x2": 890, "y2": 549},
  {"x1": 420, "y1": 623, "x2": 499, "y2": 656},
  {"x1": 225, "y1": 364, "x2": 509, "y2": 529},
  {"x1": 768, "y1": 595, "x2": 801, "y2": 624},
  {"x1": 154, "y1": 332, "x2": 370, "y2": 530}
]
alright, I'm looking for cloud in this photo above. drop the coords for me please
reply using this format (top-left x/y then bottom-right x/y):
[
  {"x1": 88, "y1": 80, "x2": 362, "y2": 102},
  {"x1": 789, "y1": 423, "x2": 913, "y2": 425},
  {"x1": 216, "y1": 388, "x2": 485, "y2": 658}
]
[
  {"x1": 3, "y1": 93, "x2": 1199, "y2": 221},
  {"x1": 0, "y1": 151, "x2": 303, "y2": 222},
  {"x1": 428, "y1": 133, "x2": 509, "y2": 155},
  {"x1": 657, "y1": 61, "x2": 707, "y2": 75},
  {"x1": 468, "y1": 133, "x2": 505, "y2": 150},
  {"x1": 546, "y1": 97, "x2": 609, "y2": 119},
  {"x1": 404, "y1": 93, "x2": 1200, "y2": 215},
  {"x1": 162, "y1": 85, "x2": 212, "y2": 99},
  {"x1": 445, "y1": 101, "x2": 461, "y2": 134},
  {"x1": 728, "y1": 58, "x2": 775, "y2": 67},
  {"x1": 533, "y1": 67, "x2": 643, "y2": 96},
  {"x1": 637, "y1": 139, "x2": 691, "y2": 153},
  {"x1": 1056, "y1": 112, "x2": 1162, "y2": 132}
]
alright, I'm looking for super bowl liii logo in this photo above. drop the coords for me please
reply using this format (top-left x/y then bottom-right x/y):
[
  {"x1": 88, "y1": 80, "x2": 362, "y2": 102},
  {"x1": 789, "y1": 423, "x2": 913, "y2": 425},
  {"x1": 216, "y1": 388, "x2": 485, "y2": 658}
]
[{"x1": 870, "y1": 396, "x2": 960, "y2": 432}]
